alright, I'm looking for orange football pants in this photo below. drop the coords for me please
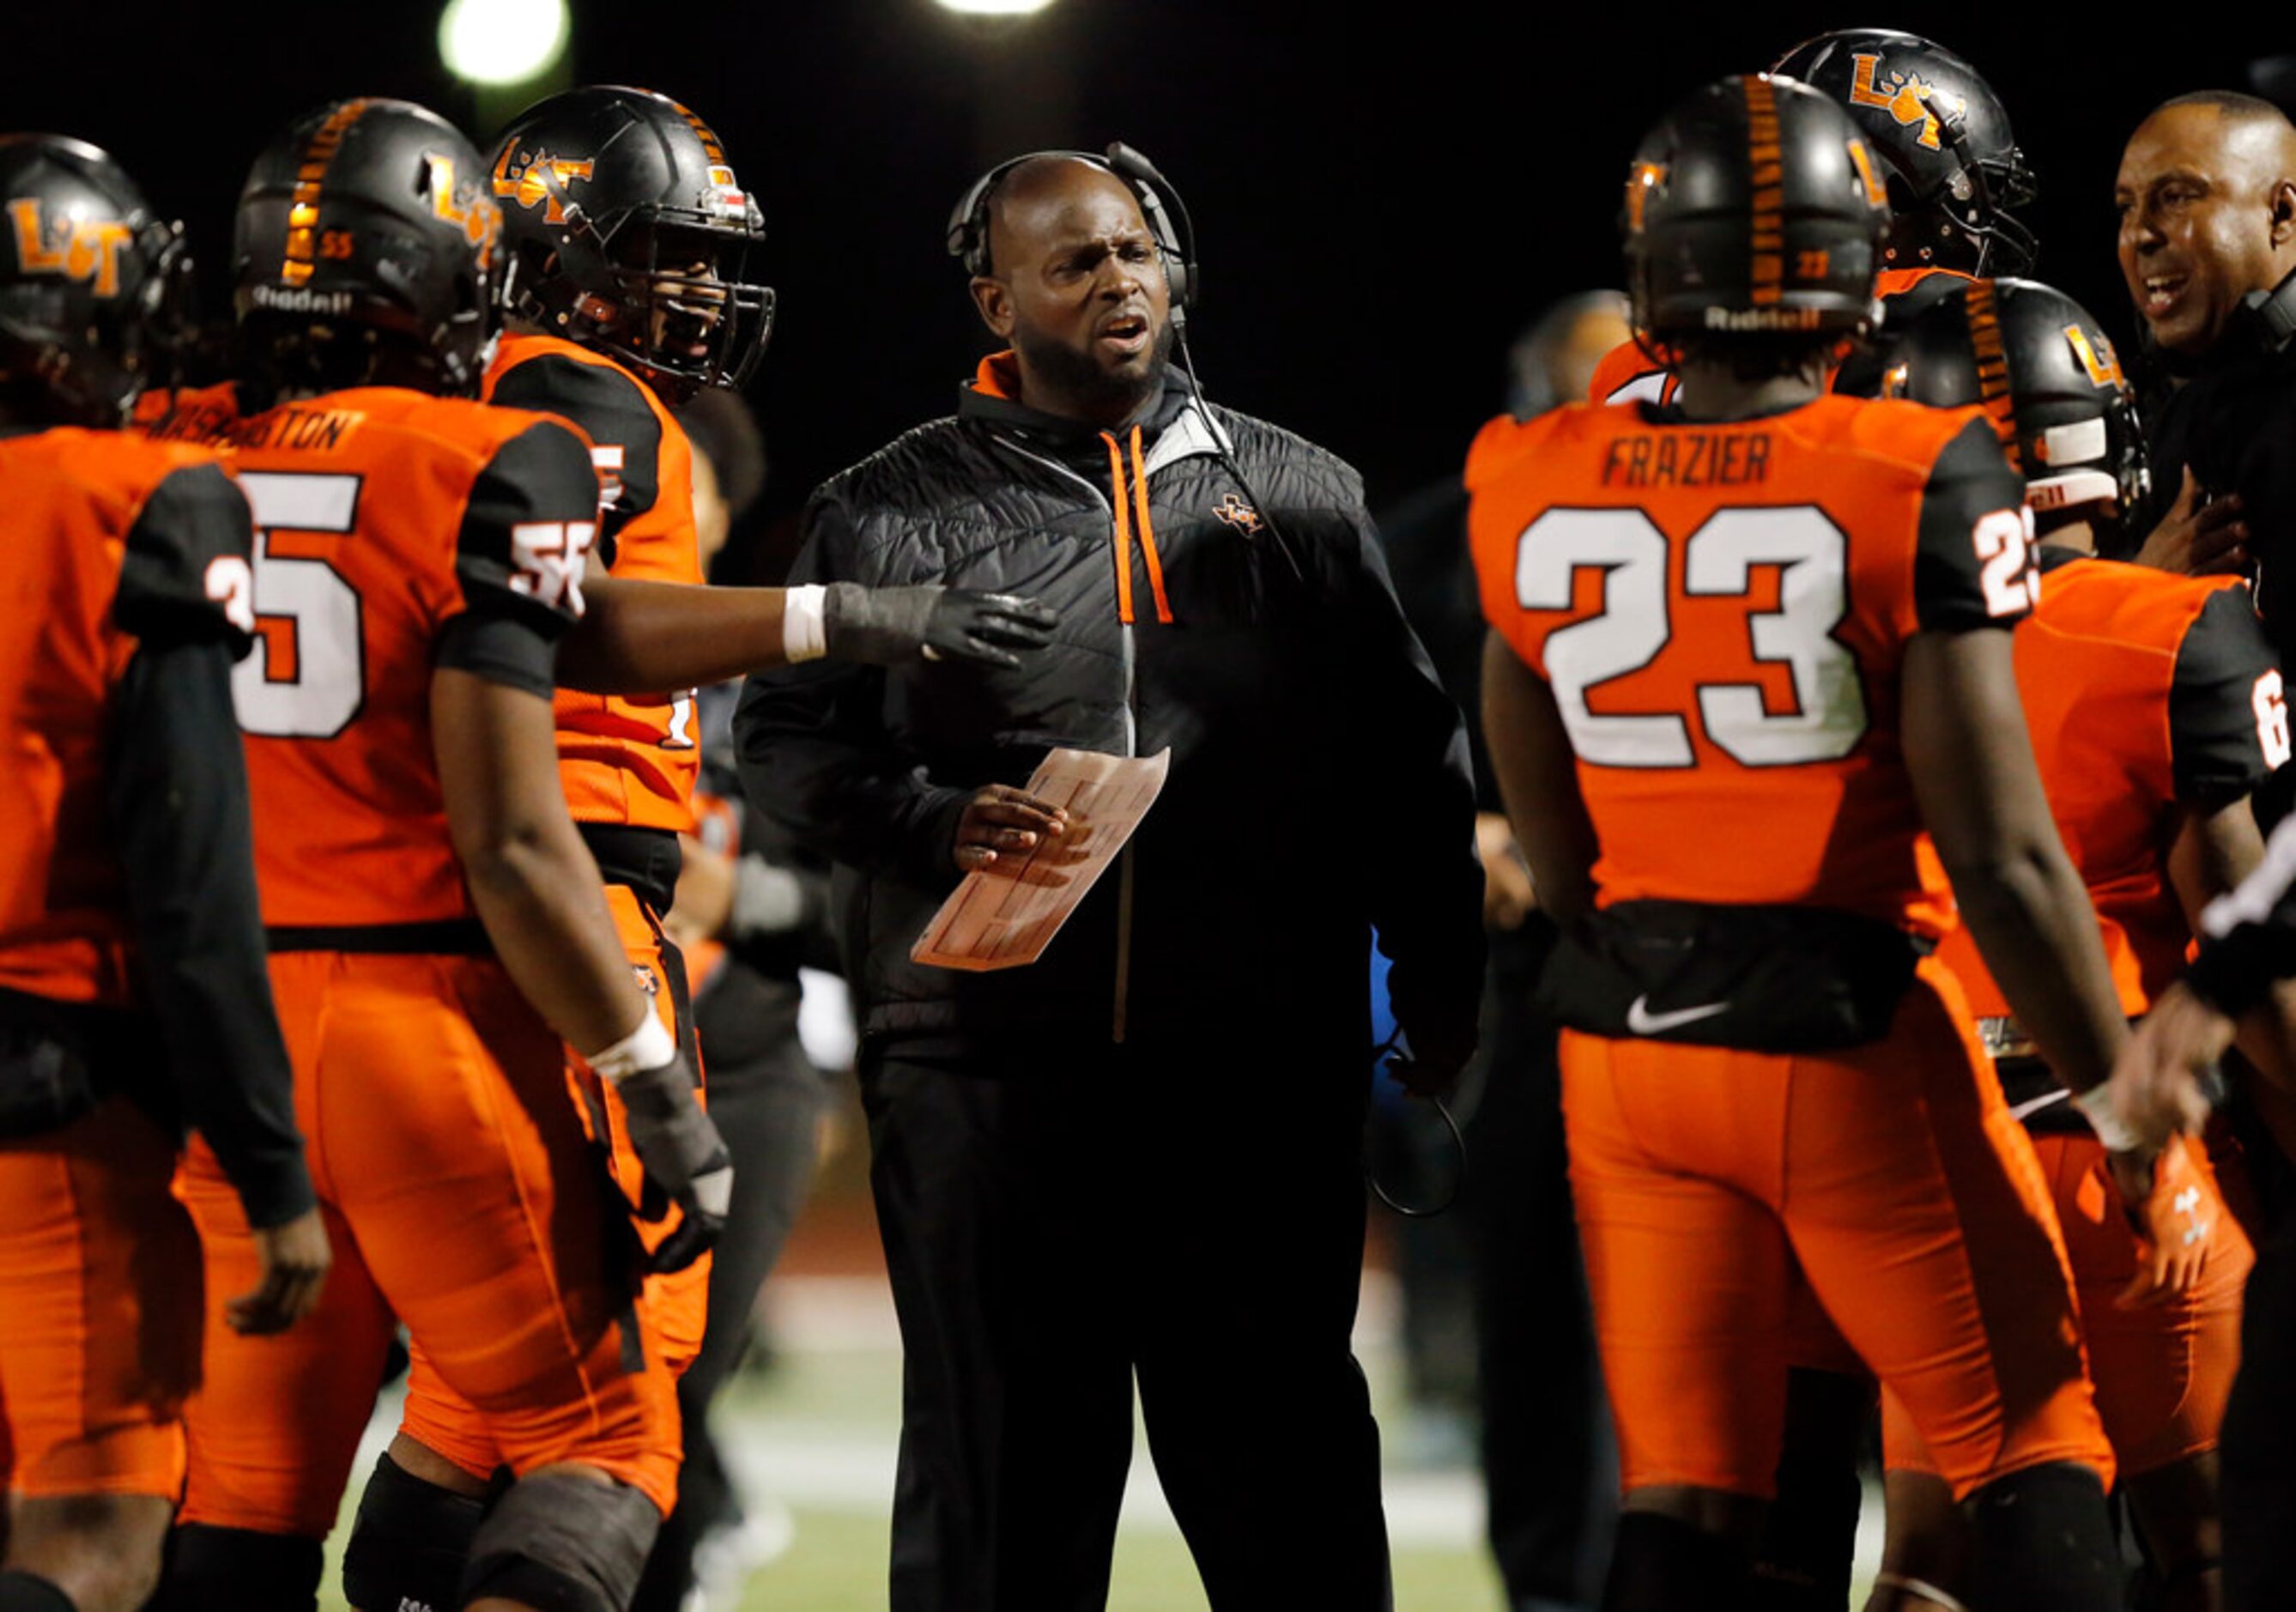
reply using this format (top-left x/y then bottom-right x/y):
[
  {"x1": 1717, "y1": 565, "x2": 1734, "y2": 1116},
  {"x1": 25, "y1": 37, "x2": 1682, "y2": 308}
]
[
  {"x1": 175, "y1": 950, "x2": 680, "y2": 1539},
  {"x1": 1884, "y1": 1129, "x2": 2251, "y2": 1480},
  {"x1": 0, "y1": 1094, "x2": 202, "y2": 1499},
  {"x1": 1563, "y1": 957, "x2": 2113, "y2": 1502},
  {"x1": 399, "y1": 884, "x2": 706, "y2": 1485}
]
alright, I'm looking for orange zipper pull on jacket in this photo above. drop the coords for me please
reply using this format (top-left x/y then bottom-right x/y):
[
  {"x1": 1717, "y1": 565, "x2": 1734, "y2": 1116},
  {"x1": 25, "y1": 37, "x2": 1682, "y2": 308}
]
[
  {"x1": 1100, "y1": 430, "x2": 1136, "y2": 626},
  {"x1": 1129, "y1": 425, "x2": 1174, "y2": 624}
]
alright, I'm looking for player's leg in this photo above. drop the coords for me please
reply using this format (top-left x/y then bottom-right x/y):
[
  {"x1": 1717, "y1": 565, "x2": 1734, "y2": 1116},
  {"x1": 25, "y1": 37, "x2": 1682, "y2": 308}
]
[
  {"x1": 161, "y1": 1142, "x2": 391, "y2": 1612},
  {"x1": 1782, "y1": 963, "x2": 2117, "y2": 1611},
  {"x1": 1556, "y1": 1030, "x2": 1796, "y2": 1610},
  {"x1": 2045, "y1": 1129, "x2": 2250, "y2": 1610},
  {"x1": 1869, "y1": 1390, "x2": 1972, "y2": 1612},
  {"x1": 863, "y1": 1044, "x2": 1136, "y2": 1612},
  {"x1": 347, "y1": 891, "x2": 700, "y2": 1612},
  {"x1": 0, "y1": 1094, "x2": 201, "y2": 1612},
  {"x1": 322, "y1": 954, "x2": 677, "y2": 1612},
  {"x1": 1130, "y1": 1030, "x2": 1389, "y2": 1610}
]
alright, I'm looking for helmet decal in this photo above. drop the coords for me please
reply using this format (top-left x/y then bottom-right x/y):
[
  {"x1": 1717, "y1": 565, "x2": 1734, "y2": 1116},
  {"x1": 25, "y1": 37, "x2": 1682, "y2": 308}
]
[
  {"x1": 7, "y1": 199, "x2": 130, "y2": 297},
  {"x1": 491, "y1": 145, "x2": 595, "y2": 225},
  {"x1": 1744, "y1": 76, "x2": 1785, "y2": 309},
  {"x1": 282, "y1": 97, "x2": 376, "y2": 287},
  {"x1": 1847, "y1": 53, "x2": 1962, "y2": 153}
]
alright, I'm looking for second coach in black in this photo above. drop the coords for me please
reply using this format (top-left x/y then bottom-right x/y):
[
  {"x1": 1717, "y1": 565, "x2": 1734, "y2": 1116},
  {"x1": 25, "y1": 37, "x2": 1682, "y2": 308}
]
[{"x1": 735, "y1": 148, "x2": 1481, "y2": 1609}]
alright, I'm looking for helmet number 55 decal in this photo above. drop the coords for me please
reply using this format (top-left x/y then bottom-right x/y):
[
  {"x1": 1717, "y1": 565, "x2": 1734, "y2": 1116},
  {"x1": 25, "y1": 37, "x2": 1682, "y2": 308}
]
[{"x1": 1514, "y1": 506, "x2": 1870, "y2": 769}]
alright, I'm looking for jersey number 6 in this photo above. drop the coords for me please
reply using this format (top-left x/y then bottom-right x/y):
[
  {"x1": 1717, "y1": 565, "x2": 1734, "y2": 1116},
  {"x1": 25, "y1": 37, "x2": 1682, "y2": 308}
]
[{"x1": 1515, "y1": 505, "x2": 1870, "y2": 769}]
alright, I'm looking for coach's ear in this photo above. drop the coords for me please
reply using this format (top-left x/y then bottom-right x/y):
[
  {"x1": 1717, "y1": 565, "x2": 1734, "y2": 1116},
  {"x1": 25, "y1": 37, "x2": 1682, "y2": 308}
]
[
  {"x1": 970, "y1": 276, "x2": 1016, "y2": 339},
  {"x1": 2271, "y1": 177, "x2": 2296, "y2": 251}
]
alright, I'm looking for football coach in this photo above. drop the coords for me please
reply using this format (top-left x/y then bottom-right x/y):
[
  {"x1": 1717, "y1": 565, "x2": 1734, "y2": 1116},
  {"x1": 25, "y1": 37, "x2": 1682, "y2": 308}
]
[{"x1": 733, "y1": 147, "x2": 1484, "y2": 1609}]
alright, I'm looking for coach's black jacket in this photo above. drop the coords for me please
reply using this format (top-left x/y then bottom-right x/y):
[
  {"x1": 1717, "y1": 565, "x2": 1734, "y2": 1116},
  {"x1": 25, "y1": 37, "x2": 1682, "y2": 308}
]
[{"x1": 733, "y1": 354, "x2": 1483, "y2": 1061}]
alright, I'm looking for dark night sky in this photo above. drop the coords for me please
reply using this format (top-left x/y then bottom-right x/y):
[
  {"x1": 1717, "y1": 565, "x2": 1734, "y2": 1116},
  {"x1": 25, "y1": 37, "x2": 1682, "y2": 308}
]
[{"x1": 14, "y1": 4, "x2": 2277, "y2": 568}]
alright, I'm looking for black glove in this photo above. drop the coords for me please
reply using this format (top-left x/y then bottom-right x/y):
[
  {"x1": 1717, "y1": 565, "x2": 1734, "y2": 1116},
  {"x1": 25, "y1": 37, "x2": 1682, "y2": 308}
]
[
  {"x1": 615, "y1": 1051, "x2": 732, "y2": 1274},
  {"x1": 821, "y1": 582, "x2": 1057, "y2": 669}
]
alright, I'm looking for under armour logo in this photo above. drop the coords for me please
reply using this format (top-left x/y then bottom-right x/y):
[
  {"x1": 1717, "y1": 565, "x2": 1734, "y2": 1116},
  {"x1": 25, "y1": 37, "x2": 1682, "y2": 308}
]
[
  {"x1": 1212, "y1": 493, "x2": 1264, "y2": 535},
  {"x1": 631, "y1": 967, "x2": 660, "y2": 998}
]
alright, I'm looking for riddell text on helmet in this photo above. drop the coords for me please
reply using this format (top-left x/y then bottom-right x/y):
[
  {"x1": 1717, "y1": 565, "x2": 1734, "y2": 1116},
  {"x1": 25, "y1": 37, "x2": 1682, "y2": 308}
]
[
  {"x1": 248, "y1": 283, "x2": 357, "y2": 315},
  {"x1": 1702, "y1": 306, "x2": 1828, "y2": 330}
]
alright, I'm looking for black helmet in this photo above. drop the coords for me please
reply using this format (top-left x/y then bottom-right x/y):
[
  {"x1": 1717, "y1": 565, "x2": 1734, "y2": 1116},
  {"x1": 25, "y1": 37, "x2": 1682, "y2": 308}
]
[
  {"x1": 1624, "y1": 75, "x2": 1889, "y2": 354},
  {"x1": 0, "y1": 135, "x2": 191, "y2": 425},
  {"x1": 1773, "y1": 29, "x2": 2037, "y2": 276},
  {"x1": 488, "y1": 86, "x2": 772, "y2": 401},
  {"x1": 1886, "y1": 277, "x2": 2150, "y2": 523},
  {"x1": 233, "y1": 98, "x2": 504, "y2": 397}
]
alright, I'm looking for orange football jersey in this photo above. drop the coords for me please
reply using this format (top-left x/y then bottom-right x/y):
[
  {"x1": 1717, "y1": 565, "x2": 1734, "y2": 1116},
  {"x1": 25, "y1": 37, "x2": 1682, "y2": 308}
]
[
  {"x1": 482, "y1": 332, "x2": 701, "y2": 835},
  {"x1": 221, "y1": 388, "x2": 599, "y2": 931},
  {"x1": 1468, "y1": 395, "x2": 2032, "y2": 938},
  {"x1": 1938, "y1": 553, "x2": 2283, "y2": 1018},
  {"x1": 0, "y1": 429, "x2": 255, "y2": 1005}
]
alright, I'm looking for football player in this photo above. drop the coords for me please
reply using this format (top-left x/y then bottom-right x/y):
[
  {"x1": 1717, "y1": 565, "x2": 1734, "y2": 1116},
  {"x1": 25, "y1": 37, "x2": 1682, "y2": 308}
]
[
  {"x1": 1587, "y1": 29, "x2": 2038, "y2": 408},
  {"x1": 1471, "y1": 76, "x2": 2130, "y2": 1609},
  {"x1": 1869, "y1": 278, "x2": 2284, "y2": 1612},
  {"x1": 331, "y1": 83, "x2": 1060, "y2": 1611},
  {"x1": 152, "y1": 98, "x2": 724, "y2": 1612},
  {"x1": 0, "y1": 135, "x2": 329, "y2": 1612}
]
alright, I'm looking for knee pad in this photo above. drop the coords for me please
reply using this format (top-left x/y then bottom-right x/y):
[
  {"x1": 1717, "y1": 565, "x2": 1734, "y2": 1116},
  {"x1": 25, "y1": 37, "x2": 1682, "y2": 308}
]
[
  {"x1": 153, "y1": 1523, "x2": 323, "y2": 1612},
  {"x1": 1965, "y1": 1462, "x2": 2117, "y2": 1612},
  {"x1": 341, "y1": 1453, "x2": 490, "y2": 1612},
  {"x1": 459, "y1": 1470, "x2": 661, "y2": 1612},
  {"x1": 1602, "y1": 1512, "x2": 1753, "y2": 1611}
]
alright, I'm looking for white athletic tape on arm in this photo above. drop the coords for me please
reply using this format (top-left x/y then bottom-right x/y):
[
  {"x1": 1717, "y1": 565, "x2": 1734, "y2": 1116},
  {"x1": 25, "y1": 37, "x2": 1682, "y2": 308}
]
[
  {"x1": 588, "y1": 1013, "x2": 675, "y2": 1082},
  {"x1": 782, "y1": 584, "x2": 828, "y2": 664},
  {"x1": 2072, "y1": 1082, "x2": 2145, "y2": 1154}
]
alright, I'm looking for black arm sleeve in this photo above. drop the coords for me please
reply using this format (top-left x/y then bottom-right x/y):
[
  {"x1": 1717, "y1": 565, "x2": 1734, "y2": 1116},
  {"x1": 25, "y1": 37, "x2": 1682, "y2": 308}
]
[
  {"x1": 113, "y1": 460, "x2": 257, "y2": 652},
  {"x1": 436, "y1": 420, "x2": 597, "y2": 695},
  {"x1": 1911, "y1": 416, "x2": 2032, "y2": 633},
  {"x1": 1342, "y1": 505, "x2": 1487, "y2": 1045},
  {"x1": 106, "y1": 636, "x2": 312, "y2": 1227},
  {"x1": 732, "y1": 492, "x2": 972, "y2": 886},
  {"x1": 488, "y1": 353, "x2": 661, "y2": 568},
  {"x1": 2171, "y1": 585, "x2": 2281, "y2": 809}
]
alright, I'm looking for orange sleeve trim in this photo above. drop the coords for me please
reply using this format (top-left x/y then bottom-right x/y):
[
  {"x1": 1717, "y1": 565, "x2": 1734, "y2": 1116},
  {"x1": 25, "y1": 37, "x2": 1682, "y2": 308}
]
[
  {"x1": 1101, "y1": 431, "x2": 1136, "y2": 625},
  {"x1": 1128, "y1": 426, "x2": 1174, "y2": 624}
]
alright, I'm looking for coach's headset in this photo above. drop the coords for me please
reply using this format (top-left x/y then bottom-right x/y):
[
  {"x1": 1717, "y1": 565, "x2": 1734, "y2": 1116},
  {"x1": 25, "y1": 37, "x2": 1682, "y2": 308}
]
[
  {"x1": 945, "y1": 142, "x2": 1319, "y2": 591},
  {"x1": 946, "y1": 142, "x2": 1197, "y2": 331}
]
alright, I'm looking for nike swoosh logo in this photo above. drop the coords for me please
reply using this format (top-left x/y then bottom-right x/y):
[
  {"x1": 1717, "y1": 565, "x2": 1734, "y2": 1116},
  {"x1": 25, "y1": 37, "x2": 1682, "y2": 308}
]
[
  {"x1": 1625, "y1": 995, "x2": 1731, "y2": 1035},
  {"x1": 2008, "y1": 1088, "x2": 2071, "y2": 1124}
]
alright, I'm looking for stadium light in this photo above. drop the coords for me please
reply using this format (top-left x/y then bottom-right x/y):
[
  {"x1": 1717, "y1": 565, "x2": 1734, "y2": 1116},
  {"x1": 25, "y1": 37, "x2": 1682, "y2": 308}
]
[
  {"x1": 439, "y1": 0, "x2": 572, "y2": 88},
  {"x1": 935, "y1": 0, "x2": 1060, "y2": 15}
]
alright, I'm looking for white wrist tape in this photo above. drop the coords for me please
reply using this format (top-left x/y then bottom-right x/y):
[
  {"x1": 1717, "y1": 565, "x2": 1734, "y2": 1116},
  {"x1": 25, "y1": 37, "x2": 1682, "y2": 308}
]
[
  {"x1": 782, "y1": 585, "x2": 828, "y2": 664},
  {"x1": 588, "y1": 1012, "x2": 675, "y2": 1082},
  {"x1": 2072, "y1": 1082, "x2": 2145, "y2": 1154}
]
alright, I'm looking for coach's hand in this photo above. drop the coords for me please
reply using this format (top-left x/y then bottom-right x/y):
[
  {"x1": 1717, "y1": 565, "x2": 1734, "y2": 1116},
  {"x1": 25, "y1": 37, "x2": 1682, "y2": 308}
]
[
  {"x1": 2111, "y1": 1134, "x2": 2223, "y2": 1309},
  {"x1": 2134, "y1": 470, "x2": 2247, "y2": 577},
  {"x1": 824, "y1": 582, "x2": 1058, "y2": 670},
  {"x1": 953, "y1": 785, "x2": 1069, "y2": 874},
  {"x1": 616, "y1": 1051, "x2": 732, "y2": 1275},
  {"x1": 230, "y1": 1205, "x2": 332, "y2": 1335}
]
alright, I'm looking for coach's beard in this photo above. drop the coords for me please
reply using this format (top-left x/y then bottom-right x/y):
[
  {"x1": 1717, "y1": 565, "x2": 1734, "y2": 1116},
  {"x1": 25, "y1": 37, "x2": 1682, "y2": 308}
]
[{"x1": 1015, "y1": 318, "x2": 1175, "y2": 422}]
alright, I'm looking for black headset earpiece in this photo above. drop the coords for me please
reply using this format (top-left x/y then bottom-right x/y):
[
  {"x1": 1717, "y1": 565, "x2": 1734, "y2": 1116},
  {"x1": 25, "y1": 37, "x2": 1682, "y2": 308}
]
[{"x1": 945, "y1": 142, "x2": 1198, "y2": 319}]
